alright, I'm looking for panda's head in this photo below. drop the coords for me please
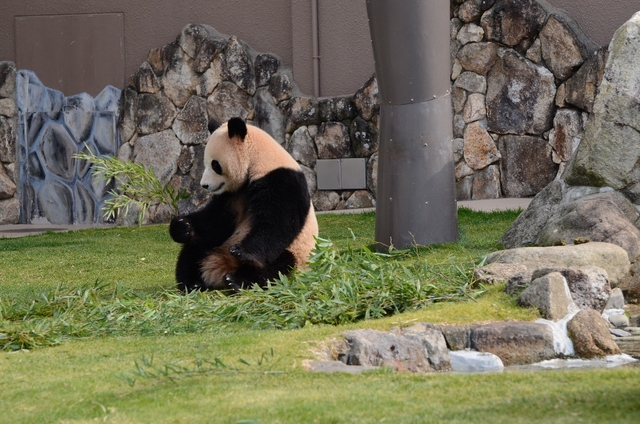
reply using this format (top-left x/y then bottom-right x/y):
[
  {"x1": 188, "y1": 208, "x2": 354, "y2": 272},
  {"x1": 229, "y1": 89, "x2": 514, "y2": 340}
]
[{"x1": 200, "y1": 117, "x2": 250, "y2": 194}]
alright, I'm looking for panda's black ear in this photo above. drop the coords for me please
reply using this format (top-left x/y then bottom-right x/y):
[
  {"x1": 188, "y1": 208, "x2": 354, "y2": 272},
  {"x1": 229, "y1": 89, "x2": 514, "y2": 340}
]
[
  {"x1": 208, "y1": 119, "x2": 221, "y2": 133},
  {"x1": 227, "y1": 117, "x2": 247, "y2": 141}
]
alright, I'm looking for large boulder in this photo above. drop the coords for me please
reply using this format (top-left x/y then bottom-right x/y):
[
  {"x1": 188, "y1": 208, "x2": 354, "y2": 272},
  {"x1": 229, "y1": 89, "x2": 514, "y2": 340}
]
[
  {"x1": 485, "y1": 242, "x2": 630, "y2": 287},
  {"x1": 567, "y1": 309, "x2": 620, "y2": 358},
  {"x1": 468, "y1": 321, "x2": 556, "y2": 366},
  {"x1": 485, "y1": 48, "x2": 556, "y2": 135},
  {"x1": 564, "y1": 12, "x2": 640, "y2": 195}
]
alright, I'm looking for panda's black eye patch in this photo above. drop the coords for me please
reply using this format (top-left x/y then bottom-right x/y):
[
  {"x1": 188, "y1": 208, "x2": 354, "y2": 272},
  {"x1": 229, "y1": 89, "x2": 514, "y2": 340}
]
[{"x1": 211, "y1": 160, "x2": 223, "y2": 175}]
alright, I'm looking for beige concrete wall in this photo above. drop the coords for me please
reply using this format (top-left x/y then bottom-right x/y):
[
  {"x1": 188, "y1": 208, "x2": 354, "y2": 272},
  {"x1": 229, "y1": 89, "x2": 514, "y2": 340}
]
[
  {"x1": 0, "y1": 0, "x2": 293, "y2": 96},
  {"x1": 1, "y1": 1, "x2": 638, "y2": 97},
  {"x1": 548, "y1": 0, "x2": 640, "y2": 46}
]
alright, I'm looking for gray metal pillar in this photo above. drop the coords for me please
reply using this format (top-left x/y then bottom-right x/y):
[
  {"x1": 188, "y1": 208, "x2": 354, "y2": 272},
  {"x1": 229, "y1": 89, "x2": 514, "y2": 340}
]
[{"x1": 367, "y1": 0, "x2": 458, "y2": 249}]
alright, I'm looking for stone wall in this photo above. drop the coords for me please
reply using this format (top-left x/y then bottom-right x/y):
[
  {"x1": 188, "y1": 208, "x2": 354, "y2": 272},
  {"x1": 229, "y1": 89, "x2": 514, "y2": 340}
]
[
  {"x1": 450, "y1": 0, "x2": 603, "y2": 200},
  {"x1": 0, "y1": 62, "x2": 19, "y2": 224},
  {"x1": 0, "y1": 0, "x2": 613, "y2": 224},
  {"x1": 118, "y1": 24, "x2": 379, "y2": 221}
]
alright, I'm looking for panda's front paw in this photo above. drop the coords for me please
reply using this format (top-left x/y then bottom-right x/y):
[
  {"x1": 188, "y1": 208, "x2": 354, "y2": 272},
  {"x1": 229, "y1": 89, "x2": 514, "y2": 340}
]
[
  {"x1": 224, "y1": 274, "x2": 241, "y2": 294},
  {"x1": 170, "y1": 217, "x2": 194, "y2": 243},
  {"x1": 229, "y1": 244, "x2": 245, "y2": 259}
]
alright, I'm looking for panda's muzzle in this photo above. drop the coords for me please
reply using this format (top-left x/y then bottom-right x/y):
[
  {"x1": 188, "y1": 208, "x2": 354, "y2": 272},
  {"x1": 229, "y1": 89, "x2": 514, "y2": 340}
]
[{"x1": 202, "y1": 182, "x2": 225, "y2": 193}]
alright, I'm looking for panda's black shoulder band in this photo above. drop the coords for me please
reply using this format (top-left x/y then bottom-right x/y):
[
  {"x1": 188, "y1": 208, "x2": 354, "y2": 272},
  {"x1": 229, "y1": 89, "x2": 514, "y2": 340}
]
[
  {"x1": 228, "y1": 117, "x2": 248, "y2": 140},
  {"x1": 208, "y1": 119, "x2": 221, "y2": 133}
]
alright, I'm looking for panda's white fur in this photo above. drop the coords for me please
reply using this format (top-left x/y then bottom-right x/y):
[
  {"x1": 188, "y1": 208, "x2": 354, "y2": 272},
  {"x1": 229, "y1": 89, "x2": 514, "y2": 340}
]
[{"x1": 169, "y1": 117, "x2": 318, "y2": 292}]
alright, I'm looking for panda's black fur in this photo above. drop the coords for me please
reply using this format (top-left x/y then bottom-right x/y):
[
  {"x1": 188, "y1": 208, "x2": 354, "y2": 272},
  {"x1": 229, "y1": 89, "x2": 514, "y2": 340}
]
[{"x1": 169, "y1": 117, "x2": 318, "y2": 292}]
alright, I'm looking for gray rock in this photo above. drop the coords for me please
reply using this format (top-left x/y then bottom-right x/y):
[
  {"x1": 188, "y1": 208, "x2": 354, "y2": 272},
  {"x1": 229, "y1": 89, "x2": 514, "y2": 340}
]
[
  {"x1": 16, "y1": 70, "x2": 44, "y2": 113},
  {"x1": 133, "y1": 130, "x2": 182, "y2": 183},
  {"x1": 172, "y1": 96, "x2": 209, "y2": 146},
  {"x1": 0, "y1": 116, "x2": 16, "y2": 163},
  {"x1": 132, "y1": 62, "x2": 160, "y2": 94},
  {"x1": 454, "y1": 71, "x2": 486, "y2": 93},
  {"x1": 343, "y1": 329, "x2": 446, "y2": 373},
  {"x1": 518, "y1": 272, "x2": 578, "y2": 320},
  {"x1": 268, "y1": 72, "x2": 294, "y2": 104},
  {"x1": 463, "y1": 121, "x2": 500, "y2": 170},
  {"x1": 0, "y1": 62, "x2": 16, "y2": 98},
  {"x1": 563, "y1": 47, "x2": 607, "y2": 113},
  {"x1": 530, "y1": 267, "x2": 611, "y2": 311},
  {"x1": 344, "y1": 190, "x2": 375, "y2": 209},
  {"x1": 288, "y1": 126, "x2": 317, "y2": 168},
  {"x1": 316, "y1": 122, "x2": 352, "y2": 159},
  {"x1": 162, "y1": 43, "x2": 199, "y2": 108},
  {"x1": 604, "y1": 288, "x2": 625, "y2": 310},
  {"x1": 254, "y1": 87, "x2": 286, "y2": 145},
  {"x1": 480, "y1": 0, "x2": 547, "y2": 47},
  {"x1": 458, "y1": 0, "x2": 496, "y2": 23},
  {"x1": 610, "y1": 328, "x2": 632, "y2": 338},
  {"x1": 474, "y1": 262, "x2": 528, "y2": 284},
  {"x1": 117, "y1": 88, "x2": 138, "y2": 144},
  {"x1": 567, "y1": 309, "x2": 620, "y2": 358},
  {"x1": 608, "y1": 314, "x2": 630, "y2": 328},
  {"x1": 177, "y1": 24, "x2": 226, "y2": 73},
  {"x1": 456, "y1": 176, "x2": 473, "y2": 201},
  {"x1": 564, "y1": 13, "x2": 640, "y2": 190},
  {"x1": 402, "y1": 325, "x2": 452, "y2": 372},
  {"x1": 312, "y1": 191, "x2": 340, "y2": 211},
  {"x1": 0, "y1": 169, "x2": 16, "y2": 199},
  {"x1": 538, "y1": 193, "x2": 640, "y2": 261},
  {"x1": 283, "y1": 97, "x2": 320, "y2": 132},
  {"x1": 206, "y1": 81, "x2": 253, "y2": 124},
  {"x1": 452, "y1": 87, "x2": 467, "y2": 114},
  {"x1": 198, "y1": 56, "x2": 225, "y2": 96},
  {"x1": 255, "y1": 53, "x2": 280, "y2": 87},
  {"x1": 471, "y1": 164, "x2": 500, "y2": 199},
  {"x1": 353, "y1": 75, "x2": 379, "y2": 121},
  {"x1": 455, "y1": 161, "x2": 475, "y2": 181},
  {"x1": 350, "y1": 117, "x2": 378, "y2": 158},
  {"x1": 486, "y1": 48, "x2": 556, "y2": 135},
  {"x1": 300, "y1": 164, "x2": 317, "y2": 196},
  {"x1": 469, "y1": 321, "x2": 556, "y2": 366},
  {"x1": 498, "y1": 135, "x2": 558, "y2": 197},
  {"x1": 449, "y1": 350, "x2": 504, "y2": 373},
  {"x1": 485, "y1": 242, "x2": 631, "y2": 287},
  {"x1": 303, "y1": 360, "x2": 379, "y2": 374},
  {"x1": 0, "y1": 197, "x2": 19, "y2": 224},
  {"x1": 549, "y1": 109, "x2": 583, "y2": 163},
  {"x1": 222, "y1": 36, "x2": 256, "y2": 96},
  {"x1": 504, "y1": 270, "x2": 535, "y2": 296},
  {"x1": 435, "y1": 324, "x2": 472, "y2": 351},
  {"x1": 0, "y1": 98, "x2": 16, "y2": 118},
  {"x1": 457, "y1": 23, "x2": 484, "y2": 45},
  {"x1": 463, "y1": 93, "x2": 486, "y2": 123},
  {"x1": 539, "y1": 16, "x2": 585, "y2": 80},
  {"x1": 135, "y1": 93, "x2": 177, "y2": 136}
]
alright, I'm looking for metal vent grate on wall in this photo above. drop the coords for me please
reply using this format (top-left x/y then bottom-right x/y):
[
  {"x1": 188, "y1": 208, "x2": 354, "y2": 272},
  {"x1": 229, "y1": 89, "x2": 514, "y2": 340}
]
[{"x1": 316, "y1": 158, "x2": 366, "y2": 190}]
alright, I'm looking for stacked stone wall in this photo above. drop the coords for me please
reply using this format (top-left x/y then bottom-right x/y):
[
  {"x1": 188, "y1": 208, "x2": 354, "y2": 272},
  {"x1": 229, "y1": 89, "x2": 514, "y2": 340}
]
[
  {"x1": 0, "y1": 0, "x2": 612, "y2": 224},
  {"x1": 450, "y1": 0, "x2": 604, "y2": 200},
  {"x1": 0, "y1": 62, "x2": 19, "y2": 224},
  {"x1": 119, "y1": 24, "x2": 379, "y2": 221}
]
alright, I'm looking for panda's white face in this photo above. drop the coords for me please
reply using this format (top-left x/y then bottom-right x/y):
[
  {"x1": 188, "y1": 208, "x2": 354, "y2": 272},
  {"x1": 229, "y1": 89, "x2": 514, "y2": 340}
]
[{"x1": 200, "y1": 124, "x2": 248, "y2": 194}]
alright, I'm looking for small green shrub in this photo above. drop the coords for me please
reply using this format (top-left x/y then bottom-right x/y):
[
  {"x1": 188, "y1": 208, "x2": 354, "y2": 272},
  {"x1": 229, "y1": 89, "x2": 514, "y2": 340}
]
[{"x1": 75, "y1": 150, "x2": 190, "y2": 223}]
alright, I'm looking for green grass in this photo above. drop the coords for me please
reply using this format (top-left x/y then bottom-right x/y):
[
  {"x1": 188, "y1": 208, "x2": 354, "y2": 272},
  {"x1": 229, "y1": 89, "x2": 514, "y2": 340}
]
[{"x1": 2, "y1": 208, "x2": 639, "y2": 423}]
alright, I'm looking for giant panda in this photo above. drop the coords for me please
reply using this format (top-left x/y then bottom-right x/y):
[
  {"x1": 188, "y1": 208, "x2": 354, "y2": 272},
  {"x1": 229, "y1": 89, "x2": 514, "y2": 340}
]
[{"x1": 169, "y1": 117, "x2": 318, "y2": 292}]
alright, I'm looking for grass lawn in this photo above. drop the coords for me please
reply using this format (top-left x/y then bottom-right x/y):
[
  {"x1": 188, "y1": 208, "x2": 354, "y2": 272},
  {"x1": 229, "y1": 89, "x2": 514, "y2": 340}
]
[{"x1": 1, "y1": 209, "x2": 639, "y2": 423}]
